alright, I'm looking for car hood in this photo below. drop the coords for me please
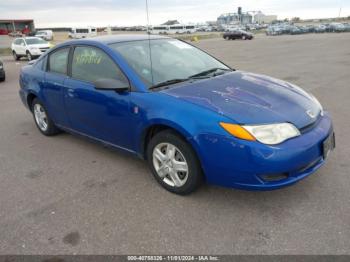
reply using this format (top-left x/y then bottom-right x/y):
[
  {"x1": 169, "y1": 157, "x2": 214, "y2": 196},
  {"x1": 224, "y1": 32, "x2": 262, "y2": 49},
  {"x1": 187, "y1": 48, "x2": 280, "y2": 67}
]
[{"x1": 161, "y1": 71, "x2": 321, "y2": 129}]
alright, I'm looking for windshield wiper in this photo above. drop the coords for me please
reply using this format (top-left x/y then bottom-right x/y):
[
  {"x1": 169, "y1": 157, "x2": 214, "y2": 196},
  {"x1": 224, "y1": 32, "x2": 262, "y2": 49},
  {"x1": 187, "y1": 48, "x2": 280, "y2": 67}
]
[
  {"x1": 149, "y1": 78, "x2": 190, "y2": 90},
  {"x1": 189, "y1": 67, "x2": 232, "y2": 78},
  {"x1": 149, "y1": 68, "x2": 232, "y2": 90}
]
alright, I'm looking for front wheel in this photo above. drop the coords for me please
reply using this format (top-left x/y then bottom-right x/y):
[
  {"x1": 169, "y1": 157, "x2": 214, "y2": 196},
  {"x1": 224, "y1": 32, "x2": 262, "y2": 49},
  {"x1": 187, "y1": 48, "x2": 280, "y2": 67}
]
[
  {"x1": 32, "y1": 98, "x2": 61, "y2": 136},
  {"x1": 26, "y1": 51, "x2": 32, "y2": 61},
  {"x1": 13, "y1": 51, "x2": 19, "y2": 61},
  {"x1": 147, "y1": 130, "x2": 203, "y2": 195}
]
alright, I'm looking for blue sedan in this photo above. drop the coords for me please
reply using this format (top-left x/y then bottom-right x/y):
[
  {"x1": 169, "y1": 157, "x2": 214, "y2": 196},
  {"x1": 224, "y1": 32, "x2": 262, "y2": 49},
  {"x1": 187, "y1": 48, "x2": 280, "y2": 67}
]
[{"x1": 19, "y1": 35, "x2": 335, "y2": 194}]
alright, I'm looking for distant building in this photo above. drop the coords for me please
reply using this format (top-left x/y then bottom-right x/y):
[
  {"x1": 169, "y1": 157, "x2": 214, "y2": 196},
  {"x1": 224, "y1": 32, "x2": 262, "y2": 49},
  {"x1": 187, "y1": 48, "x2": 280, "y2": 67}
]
[
  {"x1": 254, "y1": 11, "x2": 277, "y2": 24},
  {"x1": 0, "y1": 19, "x2": 35, "y2": 35},
  {"x1": 217, "y1": 12, "x2": 252, "y2": 25},
  {"x1": 162, "y1": 20, "x2": 180, "y2": 25}
]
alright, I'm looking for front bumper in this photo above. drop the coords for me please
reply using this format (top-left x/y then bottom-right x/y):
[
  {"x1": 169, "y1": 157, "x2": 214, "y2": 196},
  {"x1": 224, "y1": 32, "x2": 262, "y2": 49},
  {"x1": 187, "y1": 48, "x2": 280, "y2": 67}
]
[
  {"x1": 194, "y1": 112, "x2": 334, "y2": 190},
  {"x1": 29, "y1": 49, "x2": 47, "y2": 57}
]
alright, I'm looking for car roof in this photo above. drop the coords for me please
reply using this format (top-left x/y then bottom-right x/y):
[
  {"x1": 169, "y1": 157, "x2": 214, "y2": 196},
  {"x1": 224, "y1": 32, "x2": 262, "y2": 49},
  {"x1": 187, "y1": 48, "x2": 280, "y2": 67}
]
[
  {"x1": 78, "y1": 34, "x2": 169, "y2": 45},
  {"x1": 20, "y1": 37, "x2": 42, "y2": 40}
]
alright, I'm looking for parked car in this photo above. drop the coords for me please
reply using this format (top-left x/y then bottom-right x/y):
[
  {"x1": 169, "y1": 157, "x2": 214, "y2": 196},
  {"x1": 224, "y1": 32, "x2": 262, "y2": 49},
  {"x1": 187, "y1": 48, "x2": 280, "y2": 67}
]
[
  {"x1": 315, "y1": 24, "x2": 327, "y2": 33},
  {"x1": 0, "y1": 59, "x2": 5, "y2": 82},
  {"x1": 11, "y1": 37, "x2": 51, "y2": 61},
  {"x1": 330, "y1": 23, "x2": 346, "y2": 32},
  {"x1": 266, "y1": 26, "x2": 283, "y2": 36},
  {"x1": 35, "y1": 30, "x2": 54, "y2": 41},
  {"x1": 223, "y1": 30, "x2": 253, "y2": 40},
  {"x1": 343, "y1": 23, "x2": 350, "y2": 32},
  {"x1": 18, "y1": 35, "x2": 334, "y2": 194},
  {"x1": 289, "y1": 26, "x2": 302, "y2": 35},
  {"x1": 8, "y1": 31, "x2": 23, "y2": 37}
]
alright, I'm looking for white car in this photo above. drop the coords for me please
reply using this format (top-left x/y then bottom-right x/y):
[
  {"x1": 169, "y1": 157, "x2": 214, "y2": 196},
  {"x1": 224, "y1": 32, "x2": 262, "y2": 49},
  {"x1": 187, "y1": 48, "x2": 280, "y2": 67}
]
[
  {"x1": 11, "y1": 37, "x2": 50, "y2": 61},
  {"x1": 35, "y1": 30, "x2": 54, "y2": 41}
]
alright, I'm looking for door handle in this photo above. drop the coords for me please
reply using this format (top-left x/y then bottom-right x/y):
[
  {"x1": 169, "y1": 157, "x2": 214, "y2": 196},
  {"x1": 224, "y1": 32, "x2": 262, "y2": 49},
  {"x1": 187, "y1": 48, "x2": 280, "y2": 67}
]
[{"x1": 67, "y1": 88, "x2": 75, "y2": 98}]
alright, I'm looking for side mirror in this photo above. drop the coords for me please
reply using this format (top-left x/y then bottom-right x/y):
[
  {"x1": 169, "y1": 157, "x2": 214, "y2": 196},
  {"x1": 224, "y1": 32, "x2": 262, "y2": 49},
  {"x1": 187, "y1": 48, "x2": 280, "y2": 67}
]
[{"x1": 94, "y1": 78, "x2": 130, "y2": 92}]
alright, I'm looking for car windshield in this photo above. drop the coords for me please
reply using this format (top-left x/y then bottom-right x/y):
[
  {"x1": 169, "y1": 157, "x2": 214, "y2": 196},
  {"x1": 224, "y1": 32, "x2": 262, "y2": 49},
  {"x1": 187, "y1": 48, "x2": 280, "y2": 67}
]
[
  {"x1": 110, "y1": 39, "x2": 230, "y2": 88},
  {"x1": 26, "y1": 38, "x2": 47, "y2": 45}
]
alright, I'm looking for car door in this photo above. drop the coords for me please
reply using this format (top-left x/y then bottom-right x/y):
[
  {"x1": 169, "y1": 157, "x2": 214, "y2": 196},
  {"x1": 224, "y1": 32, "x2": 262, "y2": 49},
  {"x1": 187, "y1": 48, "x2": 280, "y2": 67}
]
[
  {"x1": 64, "y1": 45, "x2": 133, "y2": 149},
  {"x1": 15, "y1": 39, "x2": 26, "y2": 55},
  {"x1": 42, "y1": 47, "x2": 71, "y2": 127}
]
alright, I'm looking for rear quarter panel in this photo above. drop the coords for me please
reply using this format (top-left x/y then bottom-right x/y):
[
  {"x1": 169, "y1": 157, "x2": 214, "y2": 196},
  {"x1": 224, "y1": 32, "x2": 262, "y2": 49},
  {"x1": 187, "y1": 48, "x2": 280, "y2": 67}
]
[{"x1": 20, "y1": 64, "x2": 45, "y2": 109}]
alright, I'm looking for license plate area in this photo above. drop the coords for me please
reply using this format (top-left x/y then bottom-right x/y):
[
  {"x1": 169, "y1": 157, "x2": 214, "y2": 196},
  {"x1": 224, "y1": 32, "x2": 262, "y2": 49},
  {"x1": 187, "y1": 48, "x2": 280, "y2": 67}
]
[{"x1": 323, "y1": 132, "x2": 335, "y2": 159}]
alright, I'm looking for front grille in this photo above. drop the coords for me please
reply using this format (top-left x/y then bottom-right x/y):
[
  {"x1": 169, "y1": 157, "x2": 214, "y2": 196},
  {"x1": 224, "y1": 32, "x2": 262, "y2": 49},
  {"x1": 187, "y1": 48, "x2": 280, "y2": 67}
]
[
  {"x1": 259, "y1": 173, "x2": 289, "y2": 182},
  {"x1": 40, "y1": 48, "x2": 49, "y2": 52}
]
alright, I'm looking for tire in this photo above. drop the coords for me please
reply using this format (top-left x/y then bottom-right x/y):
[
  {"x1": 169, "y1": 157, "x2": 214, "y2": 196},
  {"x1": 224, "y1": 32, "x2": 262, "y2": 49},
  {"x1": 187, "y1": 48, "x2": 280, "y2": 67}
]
[
  {"x1": 12, "y1": 51, "x2": 20, "y2": 61},
  {"x1": 242, "y1": 35, "x2": 246, "y2": 40},
  {"x1": 146, "y1": 130, "x2": 203, "y2": 195},
  {"x1": 26, "y1": 51, "x2": 32, "y2": 61},
  {"x1": 0, "y1": 75, "x2": 5, "y2": 82},
  {"x1": 31, "y1": 98, "x2": 61, "y2": 136}
]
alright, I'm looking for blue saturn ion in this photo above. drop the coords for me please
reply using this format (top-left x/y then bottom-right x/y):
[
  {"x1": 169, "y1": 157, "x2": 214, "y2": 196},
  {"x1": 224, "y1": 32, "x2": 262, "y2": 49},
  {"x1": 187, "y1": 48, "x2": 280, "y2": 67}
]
[{"x1": 19, "y1": 35, "x2": 335, "y2": 194}]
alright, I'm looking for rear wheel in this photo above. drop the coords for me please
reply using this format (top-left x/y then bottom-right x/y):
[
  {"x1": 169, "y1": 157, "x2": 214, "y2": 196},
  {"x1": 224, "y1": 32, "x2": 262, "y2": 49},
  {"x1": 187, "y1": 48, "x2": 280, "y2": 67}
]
[
  {"x1": 147, "y1": 130, "x2": 203, "y2": 195},
  {"x1": 31, "y1": 98, "x2": 60, "y2": 136}
]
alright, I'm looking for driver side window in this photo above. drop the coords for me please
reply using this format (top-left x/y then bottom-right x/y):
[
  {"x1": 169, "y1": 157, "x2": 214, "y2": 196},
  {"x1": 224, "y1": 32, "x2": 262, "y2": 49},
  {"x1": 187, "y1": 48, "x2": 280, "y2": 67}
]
[{"x1": 71, "y1": 46, "x2": 128, "y2": 84}]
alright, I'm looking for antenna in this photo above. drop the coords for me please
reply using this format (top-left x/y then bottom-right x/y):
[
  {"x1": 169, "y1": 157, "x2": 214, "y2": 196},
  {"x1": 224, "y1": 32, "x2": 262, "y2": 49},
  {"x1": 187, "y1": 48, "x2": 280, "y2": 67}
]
[{"x1": 146, "y1": 0, "x2": 154, "y2": 86}]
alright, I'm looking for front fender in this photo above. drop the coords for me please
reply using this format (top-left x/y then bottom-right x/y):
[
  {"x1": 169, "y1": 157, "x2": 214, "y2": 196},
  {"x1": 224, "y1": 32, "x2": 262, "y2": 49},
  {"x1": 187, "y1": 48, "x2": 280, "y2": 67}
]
[{"x1": 130, "y1": 92, "x2": 234, "y2": 170}]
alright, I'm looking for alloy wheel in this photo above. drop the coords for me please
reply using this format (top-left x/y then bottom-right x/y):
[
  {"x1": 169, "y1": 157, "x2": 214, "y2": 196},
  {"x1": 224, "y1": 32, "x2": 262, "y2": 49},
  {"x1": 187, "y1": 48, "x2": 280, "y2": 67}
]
[
  {"x1": 152, "y1": 143, "x2": 189, "y2": 187},
  {"x1": 33, "y1": 104, "x2": 48, "y2": 131}
]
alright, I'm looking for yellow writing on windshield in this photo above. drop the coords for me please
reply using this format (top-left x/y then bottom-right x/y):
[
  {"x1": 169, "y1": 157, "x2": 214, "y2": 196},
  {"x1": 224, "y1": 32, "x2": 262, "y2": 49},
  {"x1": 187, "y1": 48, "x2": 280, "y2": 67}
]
[{"x1": 75, "y1": 54, "x2": 101, "y2": 65}]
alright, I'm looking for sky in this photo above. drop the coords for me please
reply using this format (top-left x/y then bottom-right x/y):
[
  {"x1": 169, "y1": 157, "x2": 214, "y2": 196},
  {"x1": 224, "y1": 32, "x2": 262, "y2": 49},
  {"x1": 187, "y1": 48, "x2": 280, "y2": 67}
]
[{"x1": 1, "y1": 0, "x2": 349, "y2": 27}]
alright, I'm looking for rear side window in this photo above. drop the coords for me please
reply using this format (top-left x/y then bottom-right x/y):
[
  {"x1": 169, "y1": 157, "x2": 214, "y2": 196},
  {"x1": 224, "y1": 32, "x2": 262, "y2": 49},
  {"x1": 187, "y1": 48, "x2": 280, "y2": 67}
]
[
  {"x1": 76, "y1": 29, "x2": 89, "y2": 33},
  {"x1": 15, "y1": 39, "x2": 24, "y2": 45},
  {"x1": 71, "y1": 46, "x2": 127, "y2": 83},
  {"x1": 48, "y1": 48, "x2": 69, "y2": 75}
]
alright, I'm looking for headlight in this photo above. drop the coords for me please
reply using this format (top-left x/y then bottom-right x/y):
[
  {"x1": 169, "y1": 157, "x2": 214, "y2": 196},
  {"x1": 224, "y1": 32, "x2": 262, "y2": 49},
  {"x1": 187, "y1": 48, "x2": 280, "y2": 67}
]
[
  {"x1": 309, "y1": 93, "x2": 324, "y2": 116},
  {"x1": 220, "y1": 122, "x2": 300, "y2": 145}
]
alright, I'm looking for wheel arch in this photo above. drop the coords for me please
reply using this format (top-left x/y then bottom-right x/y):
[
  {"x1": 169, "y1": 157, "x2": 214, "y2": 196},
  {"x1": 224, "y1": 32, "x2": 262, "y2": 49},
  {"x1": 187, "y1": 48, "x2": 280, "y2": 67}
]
[
  {"x1": 26, "y1": 92, "x2": 38, "y2": 111},
  {"x1": 139, "y1": 120, "x2": 199, "y2": 161}
]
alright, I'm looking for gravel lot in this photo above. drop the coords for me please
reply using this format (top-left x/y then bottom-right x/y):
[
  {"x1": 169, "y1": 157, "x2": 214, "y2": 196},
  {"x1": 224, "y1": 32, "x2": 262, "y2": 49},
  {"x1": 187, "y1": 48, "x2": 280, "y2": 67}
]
[{"x1": 0, "y1": 33, "x2": 349, "y2": 255}]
